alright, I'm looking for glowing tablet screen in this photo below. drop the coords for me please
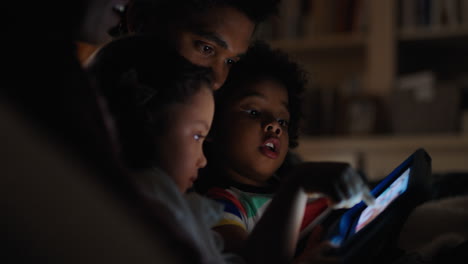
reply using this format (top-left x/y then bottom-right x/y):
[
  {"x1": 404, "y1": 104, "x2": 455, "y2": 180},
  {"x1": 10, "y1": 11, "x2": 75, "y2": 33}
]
[{"x1": 355, "y1": 168, "x2": 410, "y2": 233}]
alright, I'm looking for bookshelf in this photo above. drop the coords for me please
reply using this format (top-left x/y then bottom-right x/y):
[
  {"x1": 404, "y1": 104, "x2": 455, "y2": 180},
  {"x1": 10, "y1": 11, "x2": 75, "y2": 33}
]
[
  {"x1": 270, "y1": 33, "x2": 366, "y2": 52},
  {"x1": 399, "y1": 27, "x2": 468, "y2": 41},
  {"x1": 294, "y1": 134, "x2": 468, "y2": 181},
  {"x1": 260, "y1": 0, "x2": 468, "y2": 175},
  {"x1": 261, "y1": 0, "x2": 396, "y2": 96},
  {"x1": 263, "y1": 0, "x2": 468, "y2": 95}
]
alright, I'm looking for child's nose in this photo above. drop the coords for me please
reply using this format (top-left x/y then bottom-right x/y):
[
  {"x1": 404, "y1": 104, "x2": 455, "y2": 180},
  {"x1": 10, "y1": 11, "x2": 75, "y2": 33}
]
[
  {"x1": 264, "y1": 121, "x2": 282, "y2": 136},
  {"x1": 198, "y1": 152, "x2": 208, "y2": 168}
]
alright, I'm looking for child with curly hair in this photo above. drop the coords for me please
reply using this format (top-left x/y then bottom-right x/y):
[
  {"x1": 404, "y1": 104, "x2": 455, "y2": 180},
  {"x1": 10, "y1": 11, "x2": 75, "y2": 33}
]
[{"x1": 196, "y1": 42, "x2": 372, "y2": 263}]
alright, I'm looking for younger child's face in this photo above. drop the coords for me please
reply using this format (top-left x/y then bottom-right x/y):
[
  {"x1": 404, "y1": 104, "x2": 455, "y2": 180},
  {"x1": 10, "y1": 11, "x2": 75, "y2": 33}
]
[
  {"x1": 216, "y1": 79, "x2": 290, "y2": 186},
  {"x1": 155, "y1": 86, "x2": 214, "y2": 193}
]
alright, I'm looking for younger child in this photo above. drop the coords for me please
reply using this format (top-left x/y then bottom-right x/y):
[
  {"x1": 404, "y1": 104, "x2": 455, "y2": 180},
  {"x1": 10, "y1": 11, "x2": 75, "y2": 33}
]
[
  {"x1": 88, "y1": 35, "x2": 213, "y2": 192},
  {"x1": 87, "y1": 35, "x2": 241, "y2": 263},
  {"x1": 196, "y1": 41, "x2": 370, "y2": 263}
]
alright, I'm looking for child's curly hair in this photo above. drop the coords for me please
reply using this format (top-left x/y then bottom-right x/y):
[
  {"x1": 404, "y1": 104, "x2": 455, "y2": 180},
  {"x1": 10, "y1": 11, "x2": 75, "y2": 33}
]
[{"x1": 216, "y1": 41, "x2": 307, "y2": 148}]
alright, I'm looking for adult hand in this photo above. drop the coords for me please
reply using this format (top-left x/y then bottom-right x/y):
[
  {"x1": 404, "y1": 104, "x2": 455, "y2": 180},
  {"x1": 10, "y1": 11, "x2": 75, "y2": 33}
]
[{"x1": 290, "y1": 162, "x2": 375, "y2": 209}]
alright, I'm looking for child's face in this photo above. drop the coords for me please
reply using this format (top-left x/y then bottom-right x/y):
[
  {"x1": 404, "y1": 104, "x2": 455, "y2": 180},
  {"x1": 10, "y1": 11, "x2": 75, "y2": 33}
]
[
  {"x1": 216, "y1": 79, "x2": 290, "y2": 186},
  {"x1": 155, "y1": 86, "x2": 214, "y2": 193},
  {"x1": 174, "y1": 7, "x2": 255, "y2": 91}
]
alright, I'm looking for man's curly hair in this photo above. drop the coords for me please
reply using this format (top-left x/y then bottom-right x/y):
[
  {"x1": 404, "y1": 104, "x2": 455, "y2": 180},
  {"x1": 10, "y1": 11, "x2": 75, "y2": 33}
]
[
  {"x1": 216, "y1": 41, "x2": 307, "y2": 148},
  {"x1": 112, "y1": 0, "x2": 280, "y2": 37}
]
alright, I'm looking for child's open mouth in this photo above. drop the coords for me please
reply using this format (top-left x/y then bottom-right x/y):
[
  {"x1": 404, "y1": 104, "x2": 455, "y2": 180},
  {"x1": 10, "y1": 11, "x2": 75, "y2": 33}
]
[{"x1": 259, "y1": 138, "x2": 280, "y2": 159}]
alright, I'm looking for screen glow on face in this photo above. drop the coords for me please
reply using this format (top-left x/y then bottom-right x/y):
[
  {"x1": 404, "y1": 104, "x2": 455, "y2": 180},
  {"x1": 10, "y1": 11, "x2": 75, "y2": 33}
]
[{"x1": 355, "y1": 168, "x2": 410, "y2": 233}]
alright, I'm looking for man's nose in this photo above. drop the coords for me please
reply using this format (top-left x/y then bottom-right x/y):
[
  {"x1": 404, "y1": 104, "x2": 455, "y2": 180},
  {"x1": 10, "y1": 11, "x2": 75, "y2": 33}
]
[{"x1": 211, "y1": 63, "x2": 229, "y2": 91}]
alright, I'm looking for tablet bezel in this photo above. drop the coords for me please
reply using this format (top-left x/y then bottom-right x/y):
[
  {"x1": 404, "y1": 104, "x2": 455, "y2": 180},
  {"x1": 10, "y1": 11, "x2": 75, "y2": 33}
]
[{"x1": 325, "y1": 148, "x2": 432, "y2": 261}]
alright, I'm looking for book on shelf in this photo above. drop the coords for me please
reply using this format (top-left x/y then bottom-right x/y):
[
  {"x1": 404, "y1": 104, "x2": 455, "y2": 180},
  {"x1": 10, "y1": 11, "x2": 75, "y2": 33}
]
[
  {"x1": 275, "y1": 0, "x2": 302, "y2": 39},
  {"x1": 431, "y1": 0, "x2": 443, "y2": 29},
  {"x1": 396, "y1": 71, "x2": 436, "y2": 102},
  {"x1": 462, "y1": 0, "x2": 468, "y2": 26},
  {"x1": 335, "y1": 0, "x2": 359, "y2": 33},
  {"x1": 301, "y1": 0, "x2": 335, "y2": 37},
  {"x1": 391, "y1": 71, "x2": 461, "y2": 134},
  {"x1": 261, "y1": 0, "x2": 367, "y2": 41},
  {"x1": 353, "y1": 0, "x2": 368, "y2": 33},
  {"x1": 443, "y1": 0, "x2": 459, "y2": 26},
  {"x1": 301, "y1": 86, "x2": 339, "y2": 135},
  {"x1": 399, "y1": 0, "x2": 468, "y2": 32},
  {"x1": 399, "y1": 0, "x2": 418, "y2": 31}
]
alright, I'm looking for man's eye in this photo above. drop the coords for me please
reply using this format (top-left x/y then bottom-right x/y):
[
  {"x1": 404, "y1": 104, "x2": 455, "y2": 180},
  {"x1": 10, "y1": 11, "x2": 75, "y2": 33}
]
[
  {"x1": 202, "y1": 46, "x2": 213, "y2": 54},
  {"x1": 196, "y1": 41, "x2": 214, "y2": 55},
  {"x1": 245, "y1": 109, "x2": 260, "y2": 117},
  {"x1": 226, "y1": 58, "x2": 236, "y2": 65}
]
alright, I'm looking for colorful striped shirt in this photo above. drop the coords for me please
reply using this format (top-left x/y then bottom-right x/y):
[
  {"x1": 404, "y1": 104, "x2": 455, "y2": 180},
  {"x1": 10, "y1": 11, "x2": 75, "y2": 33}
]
[{"x1": 206, "y1": 183, "x2": 329, "y2": 233}]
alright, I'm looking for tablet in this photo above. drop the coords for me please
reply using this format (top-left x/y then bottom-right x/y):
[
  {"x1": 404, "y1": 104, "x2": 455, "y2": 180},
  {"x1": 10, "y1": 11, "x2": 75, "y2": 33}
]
[{"x1": 324, "y1": 148, "x2": 432, "y2": 263}]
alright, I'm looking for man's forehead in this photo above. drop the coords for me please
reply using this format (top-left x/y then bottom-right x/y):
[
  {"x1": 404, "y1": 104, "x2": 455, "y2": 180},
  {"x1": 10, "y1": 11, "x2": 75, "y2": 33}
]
[{"x1": 188, "y1": 7, "x2": 254, "y2": 43}]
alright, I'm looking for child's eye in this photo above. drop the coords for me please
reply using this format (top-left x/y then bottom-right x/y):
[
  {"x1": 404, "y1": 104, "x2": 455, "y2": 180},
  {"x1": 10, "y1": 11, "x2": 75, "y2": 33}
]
[
  {"x1": 278, "y1": 119, "x2": 289, "y2": 127},
  {"x1": 193, "y1": 134, "x2": 206, "y2": 141}
]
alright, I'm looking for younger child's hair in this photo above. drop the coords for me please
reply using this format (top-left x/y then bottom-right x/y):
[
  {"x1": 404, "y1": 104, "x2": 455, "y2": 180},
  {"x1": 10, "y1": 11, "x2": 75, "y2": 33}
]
[
  {"x1": 215, "y1": 41, "x2": 307, "y2": 148},
  {"x1": 87, "y1": 35, "x2": 212, "y2": 169}
]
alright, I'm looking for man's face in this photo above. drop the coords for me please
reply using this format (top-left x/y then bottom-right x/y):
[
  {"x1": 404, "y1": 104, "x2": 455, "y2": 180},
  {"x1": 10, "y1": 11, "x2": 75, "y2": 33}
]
[
  {"x1": 154, "y1": 86, "x2": 214, "y2": 193},
  {"x1": 174, "y1": 7, "x2": 255, "y2": 90},
  {"x1": 215, "y1": 79, "x2": 290, "y2": 186}
]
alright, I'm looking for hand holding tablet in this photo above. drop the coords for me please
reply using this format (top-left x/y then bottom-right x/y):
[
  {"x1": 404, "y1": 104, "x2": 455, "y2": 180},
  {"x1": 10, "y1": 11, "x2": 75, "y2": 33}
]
[
  {"x1": 322, "y1": 148, "x2": 432, "y2": 263},
  {"x1": 292, "y1": 161, "x2": 375, "y2": 209}
]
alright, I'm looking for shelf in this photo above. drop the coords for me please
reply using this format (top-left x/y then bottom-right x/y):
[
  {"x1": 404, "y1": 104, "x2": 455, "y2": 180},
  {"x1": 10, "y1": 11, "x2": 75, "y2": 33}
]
[
  {"x1": 268, "y1": 33, "x2": 366, "y2": 53},
  {"x1": 294, "y1": 133, "x2": 468, "y2": 180},
  {"x1": 399, "y1": 27, "x2": 468, "y2": 42},
  {"x1": 297, "y1": 133, "x2": 468, "y2": 151}
]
